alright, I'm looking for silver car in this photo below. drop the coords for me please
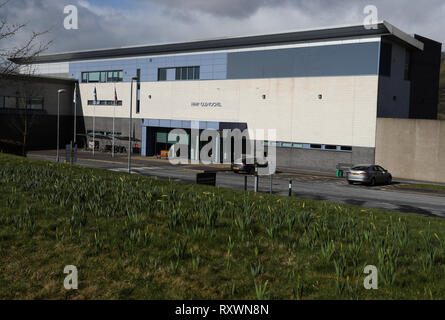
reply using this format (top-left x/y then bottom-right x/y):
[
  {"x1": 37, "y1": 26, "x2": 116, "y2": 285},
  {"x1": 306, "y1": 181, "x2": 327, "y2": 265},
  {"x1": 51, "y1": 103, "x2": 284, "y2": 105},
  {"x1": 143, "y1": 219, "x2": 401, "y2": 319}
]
[{"x1": 346, "y1": 165, "x2": 392, "y2": 186}]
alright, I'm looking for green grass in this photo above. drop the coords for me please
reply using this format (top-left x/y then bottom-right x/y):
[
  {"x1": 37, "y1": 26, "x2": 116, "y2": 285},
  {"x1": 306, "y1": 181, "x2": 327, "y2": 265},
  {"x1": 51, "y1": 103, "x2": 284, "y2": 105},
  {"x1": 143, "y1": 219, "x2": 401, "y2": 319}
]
[
  {"x1": 2, "y1": 153, "x2": 445, "y2": 300},
  {"x1": 399, "y1": 184, "x2": 445, "y2": 192}
]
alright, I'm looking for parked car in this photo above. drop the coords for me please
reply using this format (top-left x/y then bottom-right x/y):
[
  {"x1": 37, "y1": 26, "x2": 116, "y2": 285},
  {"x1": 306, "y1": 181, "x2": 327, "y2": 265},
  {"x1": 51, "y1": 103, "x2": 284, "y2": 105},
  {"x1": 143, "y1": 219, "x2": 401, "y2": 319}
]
[
  {"x1": 231, "y1": 155, "x2": 268, "y2": 174},
  {"x1": 346, "y1": 164, "x2": 392, "y2": 186}
]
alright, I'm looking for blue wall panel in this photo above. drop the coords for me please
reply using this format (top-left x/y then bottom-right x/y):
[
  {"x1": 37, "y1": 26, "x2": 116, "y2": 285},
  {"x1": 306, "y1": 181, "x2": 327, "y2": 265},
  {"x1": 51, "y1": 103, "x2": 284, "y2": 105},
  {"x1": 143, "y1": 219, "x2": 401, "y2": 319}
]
[{"x1": 226, "y1": 42, "x2": 380, "y2": 79}]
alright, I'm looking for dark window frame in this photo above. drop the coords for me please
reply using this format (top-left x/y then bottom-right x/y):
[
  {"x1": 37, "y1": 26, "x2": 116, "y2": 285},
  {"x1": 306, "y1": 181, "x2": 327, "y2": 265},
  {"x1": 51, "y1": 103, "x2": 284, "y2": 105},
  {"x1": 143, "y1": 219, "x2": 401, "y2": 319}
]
[
  {"x1": 82, "y1": 70, "x2": 124, "y2": 83},
  {"x1": 87, "y1": 100, "x2": 122, "y2": 106},
  {"x1": 0, "y1": 95, "x2": 44, "y2": 110},
  {"x1": 160, "y1": 66, "x2": 200, "y2": 81}
]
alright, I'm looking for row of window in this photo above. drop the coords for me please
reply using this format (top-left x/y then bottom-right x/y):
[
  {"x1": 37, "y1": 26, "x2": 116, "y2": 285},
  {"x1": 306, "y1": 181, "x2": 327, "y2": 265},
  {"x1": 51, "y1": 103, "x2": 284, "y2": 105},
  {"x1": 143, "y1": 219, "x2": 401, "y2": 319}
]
[
  {"x1": 0, "y1": 96, "x2": 44, "y2": 110},
  {"x1": 80, "y1": 66, "x2": 201, "y2": 84},
  {"x1": 82, "y1": 70, "x2": 124, "y2": 83},
  {"x1": 87, "y1": 130, "x2": 122, "y2": 137},
  {"x1": 87, "y1": 100, "x2": 123, "y2": 106},
  {"x1": 264, "y1": 141, "x2": 352, "y2": 152},
  {"x1": 158, "y1": 66, "x2": 200, "y2": 81}
]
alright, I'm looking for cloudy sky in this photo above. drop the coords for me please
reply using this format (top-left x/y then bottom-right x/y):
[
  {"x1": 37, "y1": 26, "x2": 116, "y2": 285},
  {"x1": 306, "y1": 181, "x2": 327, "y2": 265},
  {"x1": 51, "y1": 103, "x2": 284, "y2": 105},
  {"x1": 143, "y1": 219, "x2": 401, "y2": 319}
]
[{"x1": 1, "y1": 0, "x2": 444, "y2": 54}]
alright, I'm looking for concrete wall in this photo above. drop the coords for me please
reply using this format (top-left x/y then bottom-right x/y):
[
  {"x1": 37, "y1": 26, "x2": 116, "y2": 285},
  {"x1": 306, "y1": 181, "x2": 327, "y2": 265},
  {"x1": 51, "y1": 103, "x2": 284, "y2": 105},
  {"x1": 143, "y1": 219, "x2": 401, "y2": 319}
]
[
  {"x1": 375, "y1": 118, "x2": 445, "y2": 183},
  {"x1": 276, "y1": 146, "x2": 375, "y2": 171}
]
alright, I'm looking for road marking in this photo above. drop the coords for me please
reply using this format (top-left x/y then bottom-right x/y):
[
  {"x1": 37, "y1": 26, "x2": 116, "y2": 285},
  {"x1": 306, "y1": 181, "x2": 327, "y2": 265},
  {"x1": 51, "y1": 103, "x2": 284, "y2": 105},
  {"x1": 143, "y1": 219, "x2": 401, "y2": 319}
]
[
  {"x1": 110, "y1": 166, "x2": 162, "y2": 173},
  {"x1": 133, "y1": 166, "x2": 161, "y2": 170}
]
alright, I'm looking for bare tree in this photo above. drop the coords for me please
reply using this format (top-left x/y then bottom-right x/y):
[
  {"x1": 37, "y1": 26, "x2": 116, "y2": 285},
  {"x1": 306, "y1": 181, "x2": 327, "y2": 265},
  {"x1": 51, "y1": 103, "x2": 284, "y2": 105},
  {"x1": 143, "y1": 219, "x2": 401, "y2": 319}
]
[
  {"x1": 0, "y1": 0, "x2": 52, "y2": 155},
  {"x1": 0, "y1": 0, "x2": 51, "y2": 75}
]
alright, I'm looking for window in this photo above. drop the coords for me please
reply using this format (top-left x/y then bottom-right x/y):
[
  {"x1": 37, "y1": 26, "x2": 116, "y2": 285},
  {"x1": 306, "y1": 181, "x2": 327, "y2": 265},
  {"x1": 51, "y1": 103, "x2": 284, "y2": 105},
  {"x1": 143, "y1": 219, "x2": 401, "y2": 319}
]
[
  {"x1": 268, "y1": 141, "x2": 352, "y2": 152},
  {"x1": 29, "y1": 98, "x2": 44, "y2": 110},
  {"x1": 175, "y1": 68, "x2": 181, "y2": 80},
  {"x1": 88, "y1": 72, "x2": 100, "y2": 82},
  {"x1": 282, "y1": 142, "x2": 292, "y2": 148},
  {"x1": 379, "y1": 42, "x2": 392, "y2": 77},
  {"x1": 0, "y1": 96, "x2": 43, "y2": 110},
  {"x1": 81, "y1": 70, "x2": 123, "y2": 83},
  {"x1": 87, "y1": 100, "x2": 122, "y2": 106},
  {"x1": 187, "y1": 67, "x2": 194, "y2": 80},
  {"x1": 5, "y1": 96, "x2": 16, "y2": 108},
  {"x1": 352, "y1": 166, "x2": 370, "y2": 171},
  {"x1": 100, "y1": 72, "x2": 107, "y2": 83},
  {"x1": 159, "y1": 66, "x2": 200, "y2": 81},
  {"x1": 158, "y1": 68, "x2": 167, "y2": 81}
]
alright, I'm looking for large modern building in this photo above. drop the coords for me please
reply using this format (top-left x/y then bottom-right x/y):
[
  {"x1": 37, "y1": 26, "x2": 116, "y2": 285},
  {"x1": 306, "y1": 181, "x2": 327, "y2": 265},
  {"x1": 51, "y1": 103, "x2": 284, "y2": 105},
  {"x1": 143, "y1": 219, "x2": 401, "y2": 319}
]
[{"x1": 9, "y1": 21, "x2": 443, "y2": 171}]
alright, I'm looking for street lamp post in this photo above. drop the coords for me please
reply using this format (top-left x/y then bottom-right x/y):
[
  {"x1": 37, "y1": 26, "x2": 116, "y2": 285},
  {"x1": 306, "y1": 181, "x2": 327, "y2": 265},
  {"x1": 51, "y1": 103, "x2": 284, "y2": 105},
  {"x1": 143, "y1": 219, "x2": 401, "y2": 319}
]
[
  {"x1": 57, "y1": 89, "x2": 67, "y2": 162},
  {"x1": 128, "y1": 77, "x2": 138, "y2": 173},
  {"x1": 73, "y1": 83, "x2": 77, "y2": 147}
]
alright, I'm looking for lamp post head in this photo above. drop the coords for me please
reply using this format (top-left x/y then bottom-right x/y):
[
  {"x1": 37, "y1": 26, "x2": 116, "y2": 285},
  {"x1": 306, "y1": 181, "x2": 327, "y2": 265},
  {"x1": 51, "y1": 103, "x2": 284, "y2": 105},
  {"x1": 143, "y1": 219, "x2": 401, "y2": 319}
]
[{"x1": 58, "y1": 89, "x2": 67, "y2": 94}]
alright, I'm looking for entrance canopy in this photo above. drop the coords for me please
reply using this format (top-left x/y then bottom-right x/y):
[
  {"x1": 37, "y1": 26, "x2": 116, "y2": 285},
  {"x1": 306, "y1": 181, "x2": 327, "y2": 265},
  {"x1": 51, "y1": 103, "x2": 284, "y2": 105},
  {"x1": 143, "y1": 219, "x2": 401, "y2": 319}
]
[{"x1": 141, "y1": 118, "x2": 247, "y2": 131}]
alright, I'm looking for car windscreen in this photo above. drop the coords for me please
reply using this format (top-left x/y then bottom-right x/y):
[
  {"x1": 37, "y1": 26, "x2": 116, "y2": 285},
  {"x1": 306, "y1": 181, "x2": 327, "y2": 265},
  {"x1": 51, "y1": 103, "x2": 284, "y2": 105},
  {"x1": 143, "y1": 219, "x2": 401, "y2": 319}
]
[{"x1": 351, "y1": 166, "x2": 369, "y2": 171}]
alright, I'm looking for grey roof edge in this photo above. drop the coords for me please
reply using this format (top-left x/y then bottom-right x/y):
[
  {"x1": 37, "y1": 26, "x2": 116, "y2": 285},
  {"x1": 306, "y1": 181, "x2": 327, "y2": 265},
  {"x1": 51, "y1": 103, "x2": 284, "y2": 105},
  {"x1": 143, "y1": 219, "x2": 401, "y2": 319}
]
[
  {"x1": 383, "y1": 21, "x2": 424, "y2": 50},
  {"x1": 0, "y1": 72, "x2": 76, "y2": 83},
  {"x1": 11, "y1": 21, "x2": 424, "y2": 64}
]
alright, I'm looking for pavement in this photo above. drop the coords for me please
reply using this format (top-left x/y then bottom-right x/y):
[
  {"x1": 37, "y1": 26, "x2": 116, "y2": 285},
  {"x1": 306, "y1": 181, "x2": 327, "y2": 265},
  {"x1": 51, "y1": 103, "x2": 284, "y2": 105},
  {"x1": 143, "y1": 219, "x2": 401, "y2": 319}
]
[{"x1": 26, "y1": 149, "x2": 445, "y2": 219}]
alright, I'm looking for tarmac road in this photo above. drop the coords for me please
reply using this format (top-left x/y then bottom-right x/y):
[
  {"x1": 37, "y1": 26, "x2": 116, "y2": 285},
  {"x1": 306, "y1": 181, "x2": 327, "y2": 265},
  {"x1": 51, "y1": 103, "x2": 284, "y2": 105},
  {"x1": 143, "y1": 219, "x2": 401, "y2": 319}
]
[{"x1": 27, "y1": 150, "x2": 445, "y2": 219}]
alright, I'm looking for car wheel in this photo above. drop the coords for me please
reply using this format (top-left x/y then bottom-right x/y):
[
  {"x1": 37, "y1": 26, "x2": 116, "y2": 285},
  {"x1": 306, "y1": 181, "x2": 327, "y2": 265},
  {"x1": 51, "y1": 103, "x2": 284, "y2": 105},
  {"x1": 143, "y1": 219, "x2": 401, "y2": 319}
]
[
  {"x1": 348, "y1": 180, "x2": 354, "y2": 185},
  {"x1": 369, "y1": 178, "x2": 376, "y2": 186},
  {"x1": 386, "y1": 176, "x2": 392, "y2": 185}
]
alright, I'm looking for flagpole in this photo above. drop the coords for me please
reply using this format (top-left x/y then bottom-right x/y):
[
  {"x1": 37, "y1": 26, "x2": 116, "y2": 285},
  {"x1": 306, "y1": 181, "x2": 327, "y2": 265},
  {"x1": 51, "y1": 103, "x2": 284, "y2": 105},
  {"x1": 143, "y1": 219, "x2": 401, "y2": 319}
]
[
  {"x1": 73, "y1": 83, "x2": 77, "y2": 146},
  {"x1": 112, "y1": 89, "x2": 115, "y2": 159},
  {"x1": 93, "y1": 103, "x2": 95, "y2": 157},
  {"x1": 93, "y1": 86, "x2": 96, "y2": 157}
]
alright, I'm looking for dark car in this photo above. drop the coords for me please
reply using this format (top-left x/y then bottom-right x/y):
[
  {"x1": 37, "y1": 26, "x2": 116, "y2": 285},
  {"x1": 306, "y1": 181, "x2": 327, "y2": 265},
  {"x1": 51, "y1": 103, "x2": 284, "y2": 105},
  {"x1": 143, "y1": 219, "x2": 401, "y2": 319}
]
[
  {"x1": 231, "y1": 156, "x2": 268, "y2": 174},
  {"x1": 346, "y1": 164, "x2": 392, "y2": 186}
]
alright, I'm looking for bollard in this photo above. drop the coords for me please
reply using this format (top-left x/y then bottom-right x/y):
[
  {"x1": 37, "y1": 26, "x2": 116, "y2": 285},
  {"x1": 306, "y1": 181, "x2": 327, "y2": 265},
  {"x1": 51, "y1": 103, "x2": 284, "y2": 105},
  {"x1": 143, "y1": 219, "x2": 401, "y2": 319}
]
[
  {"x1": 288, "y1": 180, "x2": 292, "y2": 197},
  {"x1": 244, "y1": 175, "x2": 248, "y2": 191},
  {"x1": 254, "y1": 175, "x2": 259, "y2": 193}
]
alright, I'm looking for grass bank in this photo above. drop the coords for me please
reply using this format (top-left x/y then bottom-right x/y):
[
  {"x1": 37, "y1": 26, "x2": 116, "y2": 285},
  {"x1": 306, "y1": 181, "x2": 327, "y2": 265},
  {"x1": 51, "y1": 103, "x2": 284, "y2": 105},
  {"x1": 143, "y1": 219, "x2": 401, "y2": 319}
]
[
  {"x1": 1, "y1": 153, "x2": 445, "y2": 300},
  {"x1": 399, "y1": 183, "x2": 445, "y2": 192}
]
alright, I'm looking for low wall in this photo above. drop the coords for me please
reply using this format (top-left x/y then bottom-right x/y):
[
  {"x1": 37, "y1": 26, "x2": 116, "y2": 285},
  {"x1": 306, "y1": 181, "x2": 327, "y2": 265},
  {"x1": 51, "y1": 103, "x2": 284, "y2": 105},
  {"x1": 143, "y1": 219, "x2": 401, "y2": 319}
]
[
  {"x1": 375, "y1": 118, "x2": 445, "y2": 183},
  {"x1": 276, "y1": 146, "x2": 375, "y2": 172}
]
